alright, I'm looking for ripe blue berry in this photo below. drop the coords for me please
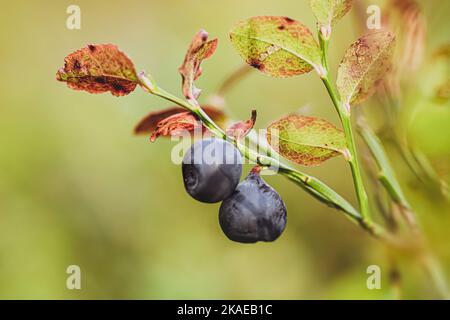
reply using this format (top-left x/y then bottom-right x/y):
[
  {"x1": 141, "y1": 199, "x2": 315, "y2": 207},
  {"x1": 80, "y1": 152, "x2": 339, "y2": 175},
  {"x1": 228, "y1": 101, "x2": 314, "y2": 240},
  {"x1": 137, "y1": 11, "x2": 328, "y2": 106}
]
[
  {"x1": 182, "y1": 138, "x2": 243, "y2": 203},
  {"x1": 219, "y1": 170, "x2": 287, "y2": 243}
]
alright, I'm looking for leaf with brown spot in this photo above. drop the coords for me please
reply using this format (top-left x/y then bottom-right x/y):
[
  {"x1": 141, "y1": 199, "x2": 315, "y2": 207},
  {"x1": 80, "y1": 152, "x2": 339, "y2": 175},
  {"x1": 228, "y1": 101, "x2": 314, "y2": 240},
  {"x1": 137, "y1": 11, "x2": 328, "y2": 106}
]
[
  {"x1": 150, "y1": 112, "x2": 201, "y2": 142},
  {"x1": 56, "y1": 44, "x2": 138, "y2": 96},
  {"x1": 337, "y1": 31, "x2": 396, "y2": 107},
  {"x1": 178, "y1": 30, "x2": 218, "y2": 101},
  {"x1": 226, "y1": 110, "x2": 257, "y2": 139},
  {"x1": 134, "y1": 105, "x2": 226, "y2": 136},
  {"x1": 266, "y1": 114, "x2": 346, "y2": 166},
  {"x1": 229, "y1": 16, "x2": 322, "y2": 78}
]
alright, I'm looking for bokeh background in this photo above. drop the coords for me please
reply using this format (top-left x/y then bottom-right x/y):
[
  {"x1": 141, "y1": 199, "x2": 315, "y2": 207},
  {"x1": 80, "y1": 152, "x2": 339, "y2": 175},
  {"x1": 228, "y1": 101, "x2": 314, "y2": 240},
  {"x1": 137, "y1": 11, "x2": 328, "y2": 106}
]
[{"x1": 0, "y1": 0, "x2": 448, "y2": 299}]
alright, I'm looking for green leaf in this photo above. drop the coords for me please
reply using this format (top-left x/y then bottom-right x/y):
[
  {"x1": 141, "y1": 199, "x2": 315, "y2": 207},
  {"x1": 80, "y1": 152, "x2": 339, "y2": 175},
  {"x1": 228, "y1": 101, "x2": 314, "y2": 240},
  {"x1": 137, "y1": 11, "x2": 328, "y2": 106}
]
[
  {"x1": 336, "y1": 31, "x2": 396, "y2": 107},
  {"x1": 229, "y1": 16, "x2": 322, "y2": 78},
  {"x1": 266, "y1": 114, "x2": 346, "y2": 166},
  {"x1": 310, "y1": 0, "x2": 352, "y2": 36},
  {"x1": 56, "y1": 44, "x2": 138, "y2": 96}
]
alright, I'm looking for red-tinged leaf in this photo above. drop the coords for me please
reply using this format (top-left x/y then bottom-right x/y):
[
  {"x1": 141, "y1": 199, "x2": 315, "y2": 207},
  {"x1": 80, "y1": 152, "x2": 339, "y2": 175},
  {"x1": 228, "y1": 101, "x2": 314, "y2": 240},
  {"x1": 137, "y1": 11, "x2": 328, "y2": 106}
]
[
  {"x1": 336, "y1": 31, "x2": 396, "y2": 107},
  {"x1": 56, "y1": 44, "x2": 138, "y2": 96},
  {"x1": 229, "y1": 16, "x2": 322, "y2": 78},
  {"x1": 135, "y1": 107, "x2": 189, "y2": 135},
  {"x1": 266, "y1": 114, "x2": 346, "y2": 167},
  {"x1": 150, "y1": 112, "x2": 200, "y2": 142},
  {"x1": 226, "y1": 110, "x2": 257, "y2": 139},
  {"x1": 134, "y1": 105, "x2": 226, "y2": 136},
  {"x1": 178, "y1": 30, "x2": 218, "y2": 101}
]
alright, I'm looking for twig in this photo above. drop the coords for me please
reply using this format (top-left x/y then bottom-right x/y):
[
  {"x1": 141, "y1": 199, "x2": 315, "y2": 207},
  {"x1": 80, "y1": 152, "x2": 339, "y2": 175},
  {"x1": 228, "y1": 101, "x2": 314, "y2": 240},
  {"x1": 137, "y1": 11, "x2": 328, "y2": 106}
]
[{"x1": 138, "y1": 73, "x2": 390, "y2": 240}]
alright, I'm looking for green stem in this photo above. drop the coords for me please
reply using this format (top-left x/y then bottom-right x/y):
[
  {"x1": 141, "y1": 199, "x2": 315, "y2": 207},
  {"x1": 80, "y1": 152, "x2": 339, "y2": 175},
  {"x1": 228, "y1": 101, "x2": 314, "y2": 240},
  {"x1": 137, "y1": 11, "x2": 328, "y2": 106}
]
[
  {"x1": 138, "y1": 74, "x2": 387, "y2": 239},
  {"x1": 357, "y1": 121, "x2": 409, "y2": 206},
  {"x1": 341, "y1": 113, "x2": 371, "y2": 220},
  {"x1": 317, "y1": 23, "x2": 448, "y2": 298},
  {"x1": 357, "y1": 119, "x2": 420, "y2": 231},
  {"x1": 320, "y1": 68, "x2": 371, "y2": 222},
  {"x1": 318, "y1": 31, "x2": 329, "y2": 72}
]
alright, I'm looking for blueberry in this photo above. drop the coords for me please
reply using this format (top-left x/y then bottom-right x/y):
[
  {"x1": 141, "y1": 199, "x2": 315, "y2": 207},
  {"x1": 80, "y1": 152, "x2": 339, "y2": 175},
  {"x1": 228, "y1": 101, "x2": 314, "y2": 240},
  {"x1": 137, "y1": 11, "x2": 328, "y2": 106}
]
[
  {"x1": 219, "y1": 170, "x2": 287, "y2": 243},
  {"x1": 182, "y1": 138, "x2": 243, "y2": 203}
]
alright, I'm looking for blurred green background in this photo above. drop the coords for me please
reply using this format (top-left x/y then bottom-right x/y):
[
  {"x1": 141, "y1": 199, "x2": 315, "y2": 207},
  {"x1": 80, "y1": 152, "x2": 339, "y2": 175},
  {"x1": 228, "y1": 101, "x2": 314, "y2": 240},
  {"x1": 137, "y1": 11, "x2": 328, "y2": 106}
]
[{"x1": 0, "y1": 0, "x2": 448, "y2": 299}]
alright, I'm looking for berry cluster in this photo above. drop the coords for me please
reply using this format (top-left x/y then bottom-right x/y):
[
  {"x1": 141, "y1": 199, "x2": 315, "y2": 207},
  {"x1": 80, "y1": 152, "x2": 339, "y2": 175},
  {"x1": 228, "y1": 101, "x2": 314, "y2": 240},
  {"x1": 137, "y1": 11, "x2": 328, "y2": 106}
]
[{"x1": 182, "y1": 138, "x2": 287, "y2": 243}]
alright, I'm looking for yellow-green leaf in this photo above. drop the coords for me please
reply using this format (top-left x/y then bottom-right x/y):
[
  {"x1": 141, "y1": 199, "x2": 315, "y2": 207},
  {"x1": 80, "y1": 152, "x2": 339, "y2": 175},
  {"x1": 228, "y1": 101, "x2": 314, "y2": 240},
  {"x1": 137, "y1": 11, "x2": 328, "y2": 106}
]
[
  {"x1": 310, "y1": 0, "x2": 352, "y2": 35},
  {"x1": 266, "y1": 114, "x2": 346, "y2": 167},
  {"x1": 229, "y1": 16, "x2": 322, "y2": 78},
  {"x1": 337, "y1": 31, "x2": 395, "y2": 107}
]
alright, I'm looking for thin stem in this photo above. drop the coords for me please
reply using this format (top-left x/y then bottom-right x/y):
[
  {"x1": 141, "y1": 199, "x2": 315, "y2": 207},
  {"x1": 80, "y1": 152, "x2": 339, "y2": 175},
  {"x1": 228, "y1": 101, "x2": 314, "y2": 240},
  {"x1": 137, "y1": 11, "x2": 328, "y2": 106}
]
[
  {"x1": 382, "y1": 91, "x2": 446, "y2": 197},
  {"x1": 321, "y1": 75, "x2": 345, "y2": 118},
  {"x1": 341, "y1": 113, "x2": 371, "y2": 220},
  {"x1": 318, "y1": 31, "x2": 329, "y2": 72},
  {"x1": 361, "y1": 144, "x2": 398, "y2": 230},
  {"x1": 357, "y1": 118, "x2": 420, "y2": 230},
  {"x1": 356, "y1": 128, "x2": 449, "y2": 299},
  {"x1": 138, "y1": 74, "x2": 389, "y2": 239},
  {"x1": 320, "y1": 53, "x2": 371, "y2": 222}
]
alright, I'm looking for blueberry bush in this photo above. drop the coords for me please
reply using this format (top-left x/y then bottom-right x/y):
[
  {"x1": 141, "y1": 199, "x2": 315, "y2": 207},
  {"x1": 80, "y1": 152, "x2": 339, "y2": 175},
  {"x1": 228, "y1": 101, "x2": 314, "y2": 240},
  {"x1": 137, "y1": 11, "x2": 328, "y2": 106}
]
[{"x1": 56, "y1": 0, "x2": 449, "y2": 297}]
